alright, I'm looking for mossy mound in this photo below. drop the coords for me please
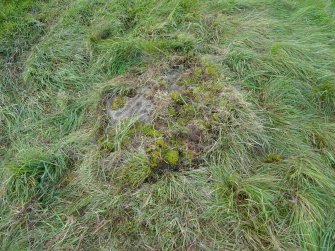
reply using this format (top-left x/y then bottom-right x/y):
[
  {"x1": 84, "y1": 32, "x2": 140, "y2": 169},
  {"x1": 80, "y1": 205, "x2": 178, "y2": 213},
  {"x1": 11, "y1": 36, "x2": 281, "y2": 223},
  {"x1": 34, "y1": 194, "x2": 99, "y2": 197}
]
[{"x1": 98, "y1": 57, "x2": 258, "y2": 185}]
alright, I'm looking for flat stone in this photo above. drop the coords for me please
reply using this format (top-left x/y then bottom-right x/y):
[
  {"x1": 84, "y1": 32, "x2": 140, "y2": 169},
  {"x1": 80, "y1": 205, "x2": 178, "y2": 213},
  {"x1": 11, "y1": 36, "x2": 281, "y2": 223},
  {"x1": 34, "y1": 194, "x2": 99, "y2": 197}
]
[{"x1": 107, "y1": 94, "x2": 154, "y2": 124}]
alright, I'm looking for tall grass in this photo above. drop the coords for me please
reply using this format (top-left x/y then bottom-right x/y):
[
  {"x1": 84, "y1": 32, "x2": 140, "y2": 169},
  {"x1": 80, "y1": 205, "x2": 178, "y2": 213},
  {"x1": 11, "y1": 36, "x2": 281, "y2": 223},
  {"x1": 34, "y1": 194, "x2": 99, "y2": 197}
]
[{"x1": 1, "y1": 0, "x2": 335, "y2": 250}]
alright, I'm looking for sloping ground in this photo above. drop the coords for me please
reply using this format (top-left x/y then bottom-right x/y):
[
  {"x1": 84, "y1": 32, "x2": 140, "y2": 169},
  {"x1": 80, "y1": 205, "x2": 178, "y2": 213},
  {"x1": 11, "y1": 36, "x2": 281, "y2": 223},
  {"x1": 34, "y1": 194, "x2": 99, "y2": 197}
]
[{"x1": 1, "y1": 0, "x2": 335, "y2": 250}]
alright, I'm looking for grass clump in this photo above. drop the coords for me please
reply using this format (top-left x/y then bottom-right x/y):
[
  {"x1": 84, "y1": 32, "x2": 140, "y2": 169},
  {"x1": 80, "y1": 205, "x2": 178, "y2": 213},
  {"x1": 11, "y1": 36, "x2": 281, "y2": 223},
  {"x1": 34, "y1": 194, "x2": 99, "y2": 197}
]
[
  {"x1": 5, "y1": 149, "x2": 68, "y2": 202},
  {"x1": 313, "y1": 82, "x2": 335, "y2": 112}
]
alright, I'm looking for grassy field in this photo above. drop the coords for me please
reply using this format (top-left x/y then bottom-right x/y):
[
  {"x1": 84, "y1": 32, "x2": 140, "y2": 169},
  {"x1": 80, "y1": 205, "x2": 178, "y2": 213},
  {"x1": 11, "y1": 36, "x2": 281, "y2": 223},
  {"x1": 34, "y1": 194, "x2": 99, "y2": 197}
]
[{"x1": 1, "y1": 0, "x2": 335, "y2": 250}]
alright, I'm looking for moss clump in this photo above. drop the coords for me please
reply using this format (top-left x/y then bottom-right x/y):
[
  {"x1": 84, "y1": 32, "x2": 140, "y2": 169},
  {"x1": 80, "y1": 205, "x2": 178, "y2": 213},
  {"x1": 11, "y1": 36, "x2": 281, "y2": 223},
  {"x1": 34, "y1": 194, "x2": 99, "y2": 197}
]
[
  {"x1": 111, "y1": 96, "x2": 126, "y2": 110},
  {"x1": 178, "y1": 62, "x2": 218, "y2": 86},
  {"x1": 155, "y1": 138, "x2": 168, "y2": 149},
  {"x1": 265, "y1": 153, "x2": 284, "y2": 163},
  {"x1": 163, "y1": 149, "x2": 179, "y2": 166},
  {"x1": 148, "y1": 149, "x2": 161, "y2": 168},
  {"x1": 167, "y1": 106, "x2": 177, "y2": 116},
  {"x1": 146, "y1": 138, "x2": 166, "y2": 168},
  {"x1": 140, "y1": 124, "x2": 161, "y2": 137},
  {"x1": 102, "y1": 59, "x2": 226, "y2": 178},
  {"x1": 170, "y1": 91, "x2": 184, "y2": 105},
  {"x1": 146, "y1": 138, "x2": 180, "y2": 168}
]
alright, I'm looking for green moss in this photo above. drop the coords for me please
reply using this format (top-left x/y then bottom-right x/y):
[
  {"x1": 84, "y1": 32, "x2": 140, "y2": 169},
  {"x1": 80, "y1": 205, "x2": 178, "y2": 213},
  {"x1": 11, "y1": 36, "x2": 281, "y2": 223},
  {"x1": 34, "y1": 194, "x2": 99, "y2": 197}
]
[
  {"x1": 111, "y1": 96, "x2": 126, "y2": 110},
  {"x1": 264, "y1": 153, "x2": 284, "y2": 163},
  {"x1": 168, "y1": 106, "x2": 177, "y2": 116},
  {"x1": 179, "y1": 62, "x2": 219, "y2": 87},
  {"x1": 155, "y1": 138, "x2": 168, "y2": 149},
  {"x1": 212, "y1": 112, "x2": 220, "y2": 122},
  {"x1": 146, "y1": 138, "x2": 181, "y2": 167},
  {"x1": 149, "y1": 150, "x2": 161, "y2": 168},
  {"x1": 146, "y1": 138, "x2": 167, "y2": 168},
  {"x1": 140, "y1": 124, "x2": 161, "y2": 137},
  {"x1": 163, "y1": 149, "x2": 179, "y2": 166},
  {"x1": 170, "y1": 91, "x2": 185, "y2": 105},
  {"x1": 204, "y1": 64, "x2": 219, "y2": 78}
]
